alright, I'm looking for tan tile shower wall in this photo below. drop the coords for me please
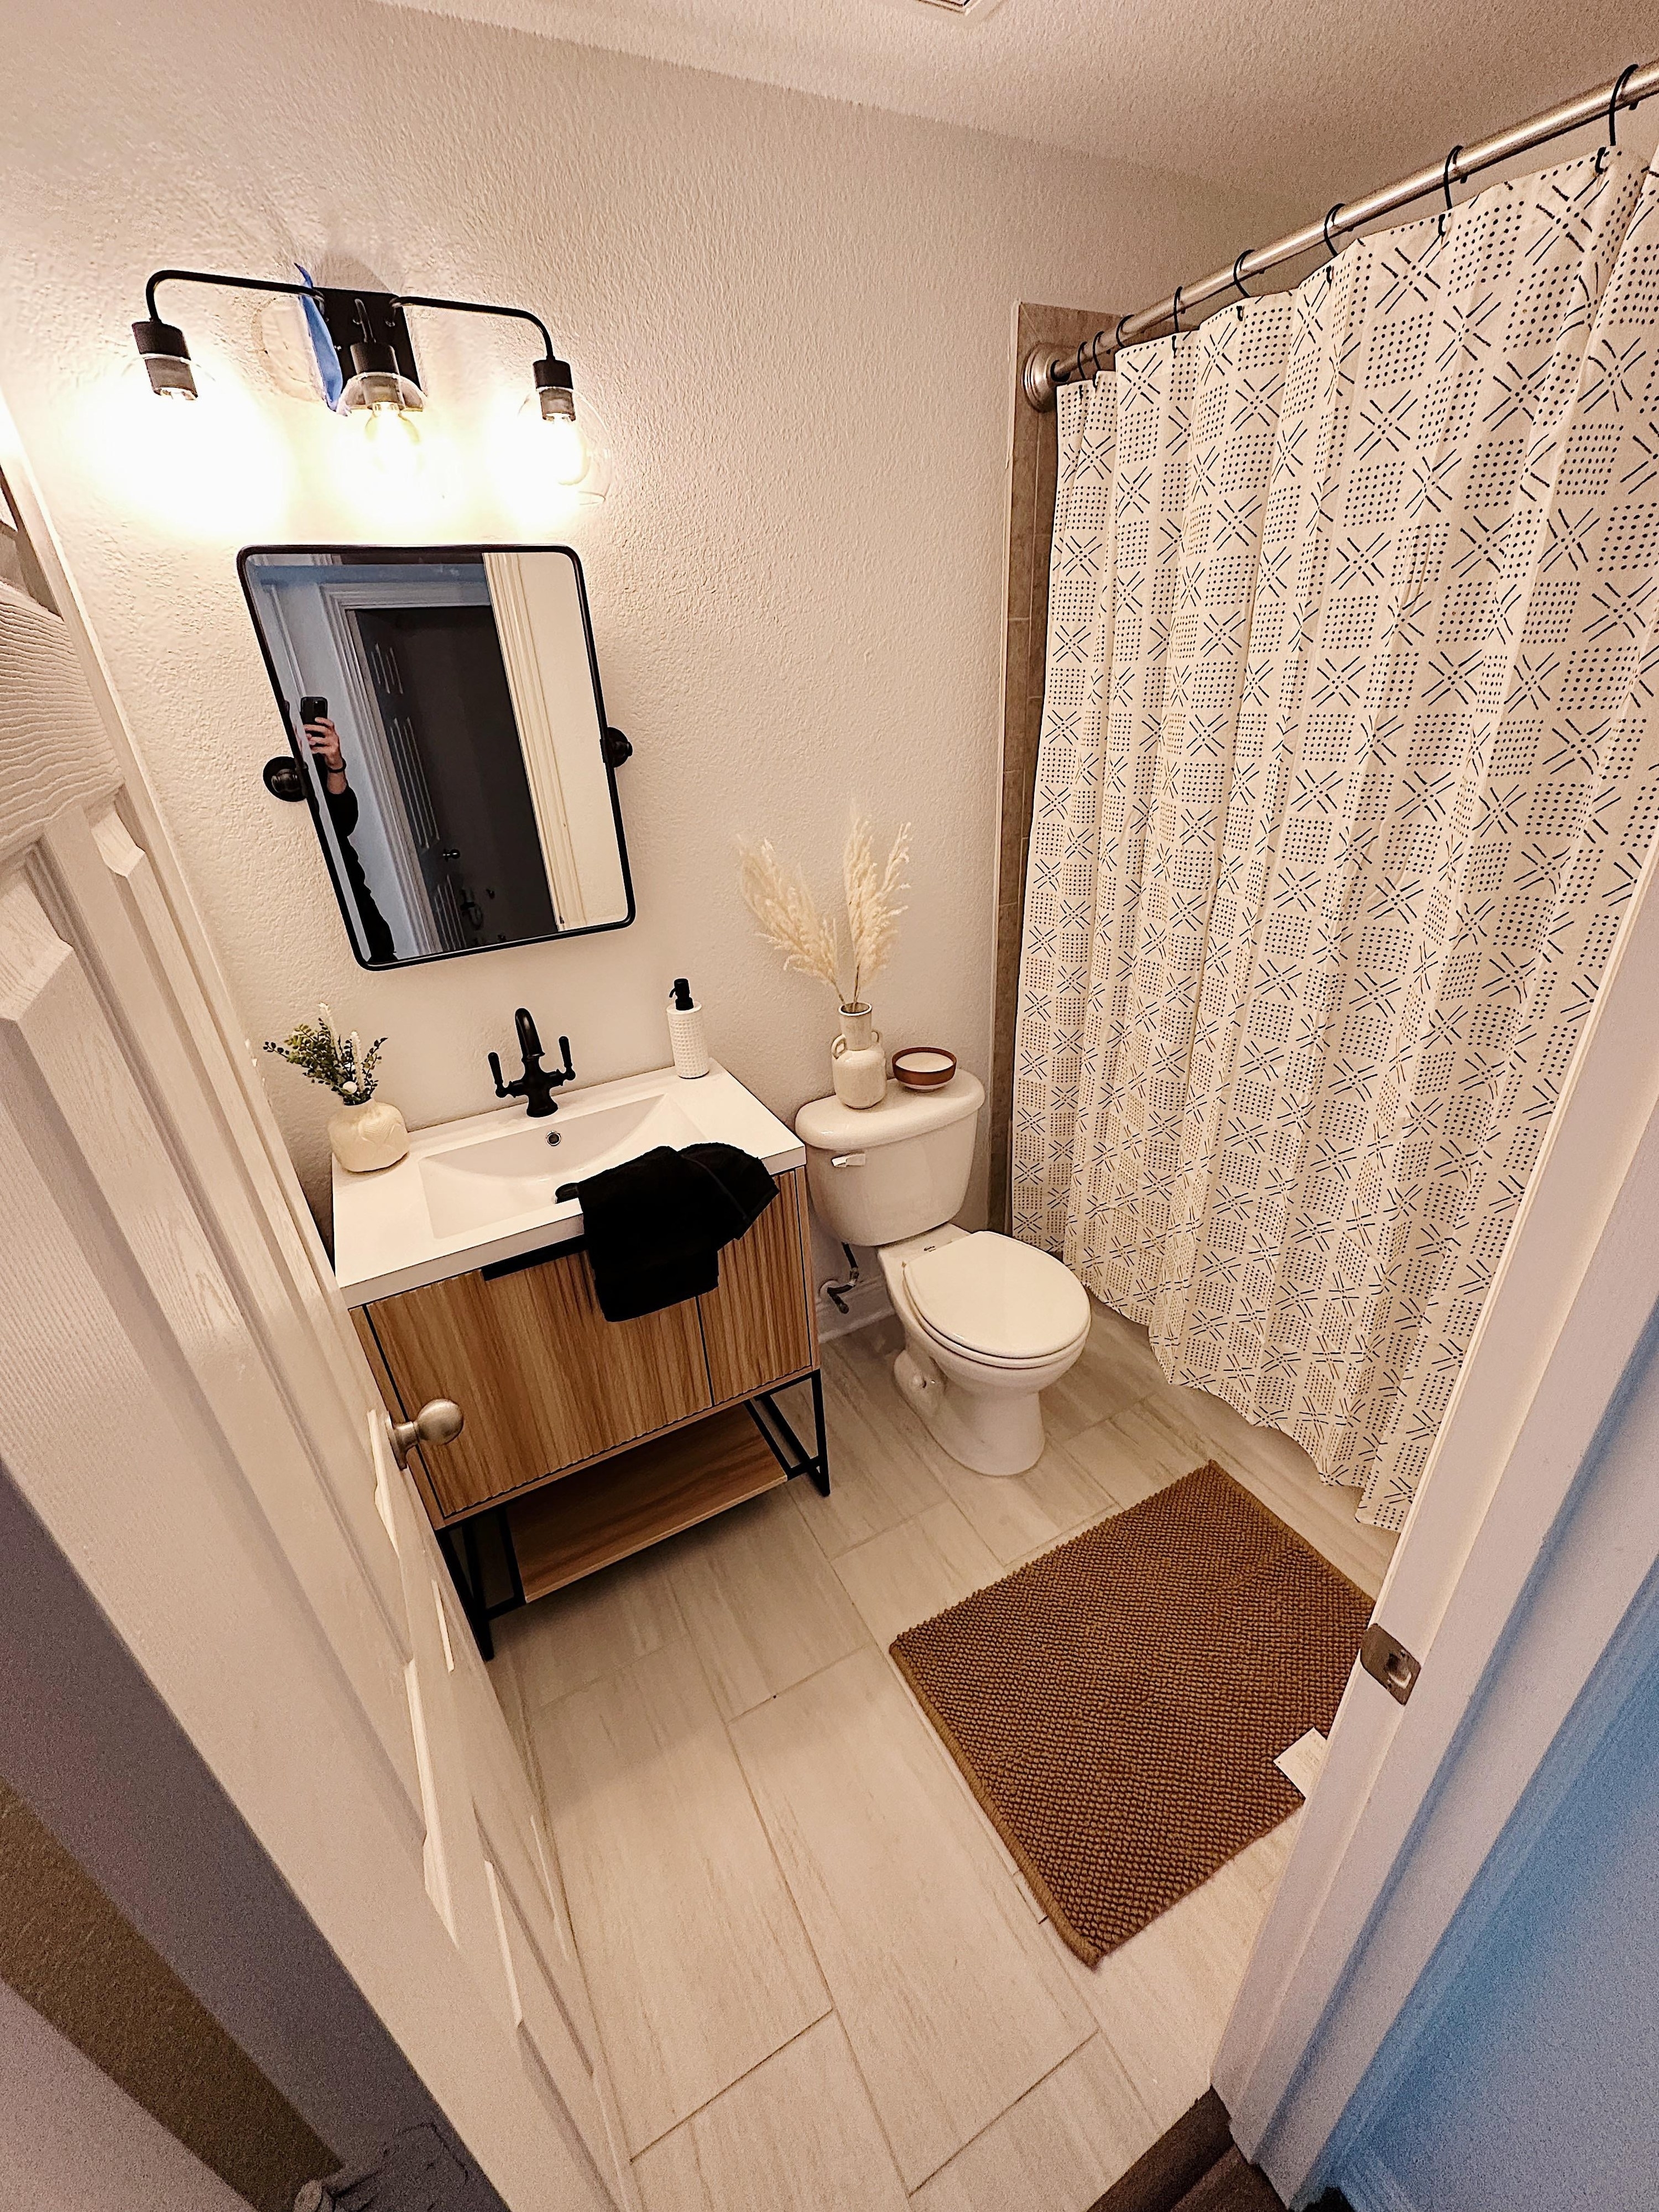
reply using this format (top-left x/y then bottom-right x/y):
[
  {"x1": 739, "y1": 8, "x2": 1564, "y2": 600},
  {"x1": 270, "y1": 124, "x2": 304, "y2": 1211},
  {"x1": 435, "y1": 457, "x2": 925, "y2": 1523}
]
[{"x1": 990, "y1": 305, "x2": 1116, "y2": 1230}]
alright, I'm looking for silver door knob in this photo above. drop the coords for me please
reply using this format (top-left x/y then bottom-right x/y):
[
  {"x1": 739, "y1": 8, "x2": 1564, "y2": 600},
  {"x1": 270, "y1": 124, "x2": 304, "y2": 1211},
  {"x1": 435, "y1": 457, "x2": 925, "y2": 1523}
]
[{"x1": 388, "y1": 1399, "x2": 465, "y2": 1470}]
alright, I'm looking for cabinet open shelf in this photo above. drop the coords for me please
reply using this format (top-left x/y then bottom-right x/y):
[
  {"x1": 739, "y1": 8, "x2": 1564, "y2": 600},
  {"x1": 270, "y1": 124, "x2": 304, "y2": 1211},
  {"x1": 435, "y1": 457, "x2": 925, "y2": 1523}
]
[{"x1": 506, "y1": 1405, "x2": 785, "y2": 1599}]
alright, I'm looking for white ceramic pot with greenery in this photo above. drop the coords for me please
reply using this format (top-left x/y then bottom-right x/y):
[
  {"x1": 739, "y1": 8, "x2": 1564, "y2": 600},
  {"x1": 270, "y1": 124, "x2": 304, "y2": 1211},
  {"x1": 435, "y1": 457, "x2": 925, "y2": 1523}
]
[
  {"x1": 739, "y1": 815, "x2": 910, "y2": 1112},
  {"x1": 265, "y1": 1005, "x2": 409, "y2": 1173}
]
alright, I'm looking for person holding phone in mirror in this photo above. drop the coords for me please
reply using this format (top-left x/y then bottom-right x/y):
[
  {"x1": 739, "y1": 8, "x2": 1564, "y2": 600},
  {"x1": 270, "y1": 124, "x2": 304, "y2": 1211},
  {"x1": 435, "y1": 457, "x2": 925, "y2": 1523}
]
[{"x1": 300, "y1": 702, "x2": 397, "y2": 964}]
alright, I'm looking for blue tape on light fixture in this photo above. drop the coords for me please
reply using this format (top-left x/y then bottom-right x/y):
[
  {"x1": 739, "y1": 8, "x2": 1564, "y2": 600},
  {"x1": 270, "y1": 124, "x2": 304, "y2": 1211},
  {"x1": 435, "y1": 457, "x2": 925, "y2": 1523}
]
[{"x1": 295, "y1": 264, "x2": 343, "y2": 410}]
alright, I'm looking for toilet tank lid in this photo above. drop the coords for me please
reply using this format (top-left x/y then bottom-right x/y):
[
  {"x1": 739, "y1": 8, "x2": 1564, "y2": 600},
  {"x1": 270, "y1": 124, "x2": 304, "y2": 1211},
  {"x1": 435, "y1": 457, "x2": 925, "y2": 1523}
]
[{"x1": 795, "y1": 1069, "x2": 984, "y2": 1152}]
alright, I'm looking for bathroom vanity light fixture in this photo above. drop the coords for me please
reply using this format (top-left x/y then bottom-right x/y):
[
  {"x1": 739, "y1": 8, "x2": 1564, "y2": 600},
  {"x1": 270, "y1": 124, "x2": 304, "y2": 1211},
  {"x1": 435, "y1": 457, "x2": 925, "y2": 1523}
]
[{"x1": 130, "y1": 268, "x2": 594, "y2": 484}]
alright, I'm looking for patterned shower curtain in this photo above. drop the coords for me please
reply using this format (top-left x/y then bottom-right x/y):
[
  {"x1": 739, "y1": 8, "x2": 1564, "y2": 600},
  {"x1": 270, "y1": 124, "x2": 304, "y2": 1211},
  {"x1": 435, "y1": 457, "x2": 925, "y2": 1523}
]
[{"x1": 1015, "y1": 147, "x2": 1659, "y2": 1527}]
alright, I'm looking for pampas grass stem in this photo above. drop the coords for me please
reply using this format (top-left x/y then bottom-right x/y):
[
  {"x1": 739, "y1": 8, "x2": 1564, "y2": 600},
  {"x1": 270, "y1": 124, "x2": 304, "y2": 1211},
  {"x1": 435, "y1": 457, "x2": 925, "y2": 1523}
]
[{"x1": 738, "y1": 814, "x2": 910, "y2": 1008}]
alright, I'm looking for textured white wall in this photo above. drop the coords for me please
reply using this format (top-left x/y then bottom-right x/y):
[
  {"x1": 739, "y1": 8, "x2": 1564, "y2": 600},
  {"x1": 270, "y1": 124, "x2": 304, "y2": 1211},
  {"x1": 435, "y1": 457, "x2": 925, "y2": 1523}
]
[{"x1": 0, "y1": 0, "x2": 1282, "y2": 1240}]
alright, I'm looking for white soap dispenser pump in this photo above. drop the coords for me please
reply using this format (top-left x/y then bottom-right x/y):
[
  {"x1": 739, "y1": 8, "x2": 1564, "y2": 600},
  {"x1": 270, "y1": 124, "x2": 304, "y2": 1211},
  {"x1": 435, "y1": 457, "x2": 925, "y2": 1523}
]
[{"x1": 667, "y1": 977, "x2": 710, "y2": 1079}]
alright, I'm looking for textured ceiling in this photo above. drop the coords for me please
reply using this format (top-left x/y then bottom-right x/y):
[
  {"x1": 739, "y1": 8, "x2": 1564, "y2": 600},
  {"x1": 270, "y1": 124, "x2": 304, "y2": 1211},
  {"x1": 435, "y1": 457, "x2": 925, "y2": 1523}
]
[{"x1": 382, "y1": 0, "x2": 1655, "y2": 207}]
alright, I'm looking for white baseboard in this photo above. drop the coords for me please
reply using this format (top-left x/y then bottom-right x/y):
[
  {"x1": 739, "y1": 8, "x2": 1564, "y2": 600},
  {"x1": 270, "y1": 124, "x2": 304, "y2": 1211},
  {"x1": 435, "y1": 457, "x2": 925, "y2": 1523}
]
[
  {"x1": 815, "y1": 1274, "x2": 893, "y2": 1342},
  {"x1": 1329, "y1": 2150, "x2": 1423, "y2": 2212}
]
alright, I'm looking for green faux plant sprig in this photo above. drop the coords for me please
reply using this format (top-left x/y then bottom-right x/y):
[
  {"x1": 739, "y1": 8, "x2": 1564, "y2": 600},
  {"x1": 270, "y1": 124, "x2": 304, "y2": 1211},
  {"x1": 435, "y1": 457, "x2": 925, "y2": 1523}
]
[{"x1": 265, "y1": 1003, "x2": 387, "y2": 1104}]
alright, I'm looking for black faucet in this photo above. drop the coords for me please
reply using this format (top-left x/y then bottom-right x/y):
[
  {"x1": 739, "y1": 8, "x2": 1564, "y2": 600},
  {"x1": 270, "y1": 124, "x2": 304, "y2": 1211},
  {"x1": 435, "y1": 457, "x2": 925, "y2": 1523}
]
[{"x1": 489, "y1": 1008, "x2": 576, "y2": 1118}]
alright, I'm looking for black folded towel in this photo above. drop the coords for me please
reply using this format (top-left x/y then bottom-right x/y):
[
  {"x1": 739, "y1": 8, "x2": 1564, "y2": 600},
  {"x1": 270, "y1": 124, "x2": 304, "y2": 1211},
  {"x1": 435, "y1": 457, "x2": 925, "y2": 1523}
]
[{"x1": 557, "y1": 1141, "x2": 777, "y2": 1322}]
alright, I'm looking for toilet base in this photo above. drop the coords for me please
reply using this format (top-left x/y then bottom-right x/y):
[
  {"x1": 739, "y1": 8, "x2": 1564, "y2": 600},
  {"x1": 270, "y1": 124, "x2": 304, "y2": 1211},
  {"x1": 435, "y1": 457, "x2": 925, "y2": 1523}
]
[{"x1": 893, "y1": 1345, "x2": 1047, "y2": 1477}]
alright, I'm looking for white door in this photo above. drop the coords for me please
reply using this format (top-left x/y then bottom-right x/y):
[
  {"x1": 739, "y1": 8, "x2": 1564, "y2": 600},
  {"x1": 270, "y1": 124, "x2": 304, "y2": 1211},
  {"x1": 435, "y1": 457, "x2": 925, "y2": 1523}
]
[{"x1": 0, "y1": 546, "x2": 638, "y2": 2211}]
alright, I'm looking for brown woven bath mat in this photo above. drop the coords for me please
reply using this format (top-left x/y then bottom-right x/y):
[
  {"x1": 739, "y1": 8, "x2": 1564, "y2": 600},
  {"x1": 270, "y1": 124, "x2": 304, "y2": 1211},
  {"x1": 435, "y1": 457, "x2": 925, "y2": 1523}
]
[{"x1": 890, "y1": 1462, "x2": 1371, "y2": 1965}]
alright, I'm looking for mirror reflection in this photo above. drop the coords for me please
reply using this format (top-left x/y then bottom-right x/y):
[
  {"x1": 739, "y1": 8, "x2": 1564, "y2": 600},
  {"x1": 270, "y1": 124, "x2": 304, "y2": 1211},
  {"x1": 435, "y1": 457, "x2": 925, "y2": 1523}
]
[{"x1": 241, "y1": 544, "x2": 632, "y2": 967}]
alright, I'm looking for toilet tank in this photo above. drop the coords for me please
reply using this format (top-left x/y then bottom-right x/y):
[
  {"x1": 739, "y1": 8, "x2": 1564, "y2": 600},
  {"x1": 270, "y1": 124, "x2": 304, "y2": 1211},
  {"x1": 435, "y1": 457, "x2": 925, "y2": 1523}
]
[{"x1": 795, "y1": 1071, "x2": 984, "y2": 1247}]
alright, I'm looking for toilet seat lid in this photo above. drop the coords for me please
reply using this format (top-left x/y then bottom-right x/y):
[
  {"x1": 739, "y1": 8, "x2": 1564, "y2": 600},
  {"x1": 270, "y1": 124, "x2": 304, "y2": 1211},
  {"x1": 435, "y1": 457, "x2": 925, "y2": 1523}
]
[{"x1": 901, "y1": 1233, "x2": 1090, "y2": 1363}]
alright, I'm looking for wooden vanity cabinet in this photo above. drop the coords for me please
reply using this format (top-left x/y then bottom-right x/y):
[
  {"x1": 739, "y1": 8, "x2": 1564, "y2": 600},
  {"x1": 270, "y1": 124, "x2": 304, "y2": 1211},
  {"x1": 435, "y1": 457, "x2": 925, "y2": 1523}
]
[
  {"x1": 358, "y1": 1248, "x2": 709, "y2": 1520},
  {"x1": 699, "y1": 1182, "x2": 816, "y2": 1404},
  {"x1": 353, "y1": 1167, "x2": 817, "y2": 1529}
]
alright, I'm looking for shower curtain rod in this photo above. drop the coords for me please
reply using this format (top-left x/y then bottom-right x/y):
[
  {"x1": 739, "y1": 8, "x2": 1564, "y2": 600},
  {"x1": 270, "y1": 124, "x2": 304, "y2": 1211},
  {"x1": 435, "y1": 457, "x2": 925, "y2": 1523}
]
[{"x1": 1021, "y1": 58, "x2": 1659, "y2": 409}]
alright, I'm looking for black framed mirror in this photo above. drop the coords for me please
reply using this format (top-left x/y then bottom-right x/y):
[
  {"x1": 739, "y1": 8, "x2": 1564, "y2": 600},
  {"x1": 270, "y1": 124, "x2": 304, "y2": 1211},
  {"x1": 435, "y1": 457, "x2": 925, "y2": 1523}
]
[{"x1": 240, "y1": 542, "x2": 634, "y2": 968}]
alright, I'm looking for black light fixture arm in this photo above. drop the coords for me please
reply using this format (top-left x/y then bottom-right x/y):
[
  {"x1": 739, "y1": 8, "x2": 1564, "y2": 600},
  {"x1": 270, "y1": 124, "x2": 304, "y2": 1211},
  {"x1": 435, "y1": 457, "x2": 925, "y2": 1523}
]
[
  {"x1": 144, "y1": 267, "x2": 318, "y2": 320},
  {"x1": 134, "y1": 268, "x2": 574, "y2": 411},
  {"x1": 143, "y1": 269, "x2": 562, "y2": 364},
  {"x1": 383, "y1": 291, "x2": 559, "y2": 365}
]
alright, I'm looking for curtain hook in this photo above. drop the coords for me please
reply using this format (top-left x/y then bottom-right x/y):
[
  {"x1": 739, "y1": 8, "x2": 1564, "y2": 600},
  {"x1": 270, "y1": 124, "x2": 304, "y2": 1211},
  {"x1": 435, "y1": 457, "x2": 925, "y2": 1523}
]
[
  {"x1": 1075, "y1": 338, "x2": 1090, "y2": 385},
  {"x1": 1112, "y1": 312, "x2": 1131, "y2": 357},
  {"x1": 1322, "y1": 204, "x2": 1343, "y2": 284},
  {"x1": 1231, "y1": 249, "x2": 1254, "y2": 318},
  {"x1": 1170, "y1": 286, "x2": 1183, "y2": 354},
  {"x1": 1438, "y1": 145, "x2": 1463, "y2": 238},
  {"x1": 1088, "y1": 327, "x2": 1108, "y2": 375},
  {"x1": 1597, "y1": 64, "x2": 1639, "y2": 172}
]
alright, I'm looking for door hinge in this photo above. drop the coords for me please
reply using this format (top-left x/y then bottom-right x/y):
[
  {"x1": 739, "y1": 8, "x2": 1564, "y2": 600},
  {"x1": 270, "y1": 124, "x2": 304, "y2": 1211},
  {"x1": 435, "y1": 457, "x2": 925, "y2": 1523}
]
[
  {"x1": 1360, "y1": 1622, "x2": 1421, "y2": 1705},
  {"x1": 295, "y1": 2124, "x2": 469, "y2": 2212}
]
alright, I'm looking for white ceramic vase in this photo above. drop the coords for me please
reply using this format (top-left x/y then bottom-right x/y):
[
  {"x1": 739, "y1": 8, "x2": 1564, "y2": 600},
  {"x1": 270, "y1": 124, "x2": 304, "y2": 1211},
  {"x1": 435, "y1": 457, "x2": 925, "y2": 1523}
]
[
  {"x1": 328, "y1": 1097, "x2": 410, "y2": 1173},
  {"x1": 831, "y1": 1004, "x2": 886, "y2": 1110}
]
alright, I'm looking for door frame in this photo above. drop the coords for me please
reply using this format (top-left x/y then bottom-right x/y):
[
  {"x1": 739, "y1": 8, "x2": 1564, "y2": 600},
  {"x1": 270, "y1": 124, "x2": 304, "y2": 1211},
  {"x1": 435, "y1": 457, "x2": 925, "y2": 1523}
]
[{"x1": 1215, "y1": 752, "x2": 1659, "y2": 2199}]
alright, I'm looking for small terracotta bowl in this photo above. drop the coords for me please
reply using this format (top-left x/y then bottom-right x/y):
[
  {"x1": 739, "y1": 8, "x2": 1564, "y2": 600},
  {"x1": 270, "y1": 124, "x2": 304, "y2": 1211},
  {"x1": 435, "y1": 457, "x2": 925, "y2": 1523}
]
[{"x1": 893, "y1": 1046, "x2": 958, "y2": 1091}]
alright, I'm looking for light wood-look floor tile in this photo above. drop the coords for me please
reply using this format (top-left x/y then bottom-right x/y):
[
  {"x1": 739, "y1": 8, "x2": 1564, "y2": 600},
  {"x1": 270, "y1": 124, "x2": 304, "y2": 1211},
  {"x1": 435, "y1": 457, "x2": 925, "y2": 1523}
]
[
  {"x1": 910, "y1": 2034, "x2": 1157, "y2": 2212},
  {"x1": 1042, "y1": 1306, "x2": 1168, "y2": 1443},
  {"x1": 930, "y1": 1432, "x2": 1114, "y2": 1567},
  {"x1": 833, "y1": 1323, "x2": 1119, "y2": 1567},
  {"x1": 828, "y1": 1500, "x2": 1057, "y2": 1928},
  {"x1": 789, "y1": 1359, "x2": 950, "y2": 1558},
  {"x1": 529, "y1": 1644, "x2": 830, "y2": 2153},
  {"x1": 1056, "y1": 1855, "x2": 1270, "y2": 2133},
  {"x1": 1057, "y1": 1356, "x2": 1396, "y2": 1598},
  {"x1": 730, "y1": 1648, "x2": 1093, "y2": 2188},
  {"x1": 498, "y1": 1544, "x2": 687, "y2": 1712},
  {"x1": 633, "y1": 2017, "x2": 907, "y2": 2212},
  {"x1": 1061, "y1": 1396, "x2": 1213, "y2": 1514},
  {"x1": 662, "y1": 1483, "x2": 870, "y2": 1719},
  {"x1": 1234, "y1": 1817, "x2": 1300, "y2": 1897},
  {"x1": 504, "y1": 1301, "x2": 1397, "y2": 2209},
  {"x1": 831, "y1": 1499, "x2": 1004, "y2": 1648}
]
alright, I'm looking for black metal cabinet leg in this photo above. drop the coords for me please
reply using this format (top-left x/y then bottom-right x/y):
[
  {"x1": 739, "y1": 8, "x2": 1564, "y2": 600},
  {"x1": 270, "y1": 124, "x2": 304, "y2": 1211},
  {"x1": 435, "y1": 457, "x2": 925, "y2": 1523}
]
[
  {"x1": 747, "y1": 1371, "x2": 831, "y2": 1495},
  {"x1": 438, "y1": 1524, "x2": 494, "y2": 1660},
  {"x1": 460, "y1": 1519, "x2": 495, "y2": 1661},
  {"x1": 438, "y1": 1507, "x2": 530, "y2": 1661},
  {"x1": 497, "y1": 1505, "x2": 525, "y2": 1608},
  {"x1": 808, "y1": 1367, "x2": 831, "y2": 1496}
]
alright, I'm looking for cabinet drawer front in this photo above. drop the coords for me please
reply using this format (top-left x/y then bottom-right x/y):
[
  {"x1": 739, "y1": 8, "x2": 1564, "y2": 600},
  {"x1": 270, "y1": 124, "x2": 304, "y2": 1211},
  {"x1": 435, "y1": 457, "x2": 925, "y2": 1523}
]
[
  {"x1": 366, "y1": 1245, "x2": 710, "y2": 1516},
  {"x1": 700, "y1": 1169, "x2": 816, "y2": 1404}
]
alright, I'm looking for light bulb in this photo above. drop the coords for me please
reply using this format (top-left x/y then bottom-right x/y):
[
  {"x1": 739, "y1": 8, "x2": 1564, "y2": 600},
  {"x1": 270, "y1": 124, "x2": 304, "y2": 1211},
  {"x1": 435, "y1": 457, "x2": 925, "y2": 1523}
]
[
  {"x1": 545, "y1": 411, "x2": 588, "y2": 486},
  {"x1": 504, "y1": 390, "x2": 613, "y2": 517},
  {"x1": 347, "y1": 398, "x2": 423, "y2": 479}
]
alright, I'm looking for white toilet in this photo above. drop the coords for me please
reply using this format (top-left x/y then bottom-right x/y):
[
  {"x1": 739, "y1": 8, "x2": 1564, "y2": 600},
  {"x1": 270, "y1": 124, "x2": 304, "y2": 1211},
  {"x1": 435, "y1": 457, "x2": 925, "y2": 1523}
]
[{"x1": 795, "y1": 1071, "x2": 1091, "y2": 1476}]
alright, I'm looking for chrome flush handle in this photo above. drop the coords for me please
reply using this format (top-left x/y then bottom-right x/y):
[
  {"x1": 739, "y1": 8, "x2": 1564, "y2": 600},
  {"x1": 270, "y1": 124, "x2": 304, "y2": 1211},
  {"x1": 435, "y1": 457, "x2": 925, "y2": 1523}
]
[{"x1": 388, "y1": 1399, "x2": 465, "y2": 1470}]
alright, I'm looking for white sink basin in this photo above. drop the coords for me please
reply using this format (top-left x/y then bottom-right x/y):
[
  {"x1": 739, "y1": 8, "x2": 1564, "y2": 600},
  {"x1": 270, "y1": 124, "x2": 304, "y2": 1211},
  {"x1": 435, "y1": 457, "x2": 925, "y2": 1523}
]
[
  {"x1": 419, "y1": 1092, "x2": 703, "y2": 1239},
  {"x1": 332, "y1": 1061, "x2": 806, "y2": 1306}
]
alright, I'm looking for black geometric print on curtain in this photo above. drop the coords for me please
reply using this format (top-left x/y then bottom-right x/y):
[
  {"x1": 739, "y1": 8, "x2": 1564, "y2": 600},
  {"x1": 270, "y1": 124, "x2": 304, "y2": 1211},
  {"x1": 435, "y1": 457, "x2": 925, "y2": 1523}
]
[{"x1": 1016, "y1": 148, "x2": 1659, "y2": 1528}]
